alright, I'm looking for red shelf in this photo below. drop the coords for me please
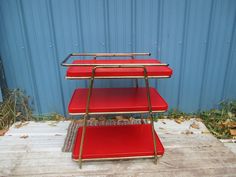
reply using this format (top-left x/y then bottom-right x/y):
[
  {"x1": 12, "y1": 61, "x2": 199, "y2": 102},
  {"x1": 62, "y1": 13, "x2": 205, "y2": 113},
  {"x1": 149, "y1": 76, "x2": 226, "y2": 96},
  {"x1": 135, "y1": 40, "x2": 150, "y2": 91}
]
[
  {"x1": 66, "y1": 59, "x2": 172, "y2": 78},
  {"x1": 72, "y1": 124, "x2": 164, "y2": 160},
  {"x1": 68, "y1": 87, "x2": 168, "y2": 115}
]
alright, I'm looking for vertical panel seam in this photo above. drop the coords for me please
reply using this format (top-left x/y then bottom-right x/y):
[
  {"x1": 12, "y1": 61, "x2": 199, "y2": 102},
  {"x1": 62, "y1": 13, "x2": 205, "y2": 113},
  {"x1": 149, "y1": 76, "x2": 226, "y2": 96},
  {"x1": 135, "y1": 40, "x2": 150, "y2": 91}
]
[
  {"x1": 199, "y1": 0, "x2": 215, "y2": 110},
  {"x1": 103, "y1": 0, "x2": 110, "y2": 52},
  {"x1": 18, "y1": 0, "x2": 42, "y2": 113},
  {"x1": 15, "y1": 1, "x2": 33, "y2": 92},
  {"x1": 0, "y1": 5, "x2": 17, "y2": 87},
  {"x1": 177, "y1": 0, "x2": 190, "y2": 109},
  {"x1": 47, "y1": 0, "x2": 66, "y2": 115},
  {"x1": 154, "y1": 0, "x2": 162, "y2": 89},
  {"x1": 75, "y1": 0, "x2": 87, "y2": 88},
  {"x1": 158, "y1": 0, "x2": 163, "y2": 58},
  {"x1": 221, "y1": 7, "x2": 236, "y2": 100},
  {"x1": 131, "y1": 0, "x2": 136, "y2": 52},
  {"x1": 75, "y1": 0, "x2": 85, "y2": 53}
]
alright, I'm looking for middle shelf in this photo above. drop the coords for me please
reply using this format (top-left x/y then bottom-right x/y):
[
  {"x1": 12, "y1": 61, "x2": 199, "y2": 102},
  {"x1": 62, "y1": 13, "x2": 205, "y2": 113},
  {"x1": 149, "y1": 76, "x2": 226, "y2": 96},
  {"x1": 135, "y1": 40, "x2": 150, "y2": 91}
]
[{"x1": 68, "y1": 87, "x2": 168, "y2": 115}]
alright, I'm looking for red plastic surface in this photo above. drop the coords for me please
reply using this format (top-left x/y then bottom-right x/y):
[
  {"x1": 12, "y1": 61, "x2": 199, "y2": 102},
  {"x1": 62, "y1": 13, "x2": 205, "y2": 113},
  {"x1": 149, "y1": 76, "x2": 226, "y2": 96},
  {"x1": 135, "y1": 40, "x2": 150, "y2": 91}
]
[
  {"x1": 72, "y1": 124, "x2": 165, "y2": 159},
  {"x1": 66, "y1": 59, "x2": 172, "y2": 78},
  {"x1": 68, "y1": 87, "x2": 168, "y2": 114}
]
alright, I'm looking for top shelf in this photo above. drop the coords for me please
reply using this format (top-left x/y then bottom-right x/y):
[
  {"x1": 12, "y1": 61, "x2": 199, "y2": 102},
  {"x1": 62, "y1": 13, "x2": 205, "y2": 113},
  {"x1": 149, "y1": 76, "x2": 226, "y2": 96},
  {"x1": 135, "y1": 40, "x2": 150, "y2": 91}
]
[
  {"x1": 61, "y1": 53, "x2": 172, "y2": 79},
  {"x1": 66, "y1": 59, "x2": 172, "y2": 79}
]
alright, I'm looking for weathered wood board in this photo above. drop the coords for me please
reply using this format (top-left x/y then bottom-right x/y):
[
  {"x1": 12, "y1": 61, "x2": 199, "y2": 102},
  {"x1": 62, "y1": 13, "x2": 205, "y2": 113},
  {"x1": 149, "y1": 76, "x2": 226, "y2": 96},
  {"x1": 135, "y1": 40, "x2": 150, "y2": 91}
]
[{"x1": 0, "y1": 119, "x2": 236, "y2": 177}]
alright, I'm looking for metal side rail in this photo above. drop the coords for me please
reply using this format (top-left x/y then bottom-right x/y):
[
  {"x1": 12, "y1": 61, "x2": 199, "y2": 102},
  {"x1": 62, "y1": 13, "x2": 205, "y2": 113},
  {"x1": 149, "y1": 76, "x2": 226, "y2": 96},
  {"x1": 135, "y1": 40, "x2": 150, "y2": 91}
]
[{"x1": 77, "y1": 65, "x2": 159, "y2": 168}]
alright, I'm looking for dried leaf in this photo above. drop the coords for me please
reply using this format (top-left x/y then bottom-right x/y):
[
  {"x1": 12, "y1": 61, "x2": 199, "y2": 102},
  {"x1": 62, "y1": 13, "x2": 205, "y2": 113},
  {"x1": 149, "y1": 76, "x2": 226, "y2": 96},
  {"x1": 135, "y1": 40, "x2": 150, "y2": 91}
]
[
  {"x1": 48, "y1": 122, "x2": 57, "y2": 127},
  {"x1": 53, "y1": 114, "x2": 65, "y2": 121},
  {"x1": 98, "y1": 116, "x2": 106, "y2": 122},
  {"x1": 89, "y1": 117, "x2": 96, "y2": 121},
  {"x1": 175, "y1": 117, "x2": 184, "y2": 124},
  {"x1": 230, "y1": 129, "x2": 236, "y2": 136},
  {"x1": 89, "y1": 117, "x2": 97, "y2": 122},
  {"x1": 129, "y1": 117, "x2": 135, "y2": 121},
  {"x1": 115, "y1": 115, "x2": 125, "y2": 120},
  {"x1": 181, "y1": 130, "x2": 193, "y2": 135},
  {"x1": 0, "y1": 129, "x2": 8, "y2": 136},
  {"x1": 117, "y1": 120, "x2": 129, "y2": 124},
  {"x1": 201, "y1": 130, "x2": 210, "y2": 134},
  {"x1": 20, "y1": 134, "x2": 28, "y2": 139},
  {"x1": 190, "y1": 122, "x2": 200, "y2": 129},
  {"x1": 16, "y1": 112, "x2": 21, "y2": 117},
  {"x1": 186, "y1": 130, "x2": 193, "y2": 135},
  {"x1": 88, "y1": 117, "x2": 98, "y2": 124},
  {"x1": 224, "y1": 121, "x2": 236, "y2": 128},
  {"x1": 73, "y1": 119, "x2": 84, "y2": 125},
  {"x1": 195, "y1": 118, "x2": 202, "y2": 122},
  {"x1": 15, "y1": 122, "x2": 29, "y2": 128},
  {"x1": 228, "y1": 112, "x2": 233, "y2": 118},
  {"x1": 55, "y1": 134, "x2": 62, "y2": 136}
]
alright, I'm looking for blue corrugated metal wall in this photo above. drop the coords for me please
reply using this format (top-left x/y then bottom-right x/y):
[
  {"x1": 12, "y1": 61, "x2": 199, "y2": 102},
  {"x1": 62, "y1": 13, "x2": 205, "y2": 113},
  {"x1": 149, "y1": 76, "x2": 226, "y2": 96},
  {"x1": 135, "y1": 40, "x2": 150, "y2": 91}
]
[{"x1": 0, "y1": 0, "x2": 236, "y2": 115}]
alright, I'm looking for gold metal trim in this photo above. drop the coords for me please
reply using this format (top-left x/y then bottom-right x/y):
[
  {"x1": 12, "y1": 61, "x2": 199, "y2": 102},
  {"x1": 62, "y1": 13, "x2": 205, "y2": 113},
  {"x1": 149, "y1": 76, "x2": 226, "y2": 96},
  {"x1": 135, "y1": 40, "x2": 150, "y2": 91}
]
[
  {"x1": 65, "y1": 76, "x2": 170, "y2": 79},
  {"x1": 61, "y1": 53, "x2": 152, "y2": 67},
  {"x1": 75, "y1": 65, "x2": 163, "y2": 168},
  {"x1": 73, "y1": 155, "x2": 163, "y2": 162},
  {"x1": 64, "y1": 63, "x2": 168, "y2": 66},
  {"x1": 78, "y1": 69, "x2": 95, "y2": 169},
  {"x1": 69, "y1": 110, "x2": 166, "y2": 116},
  {"x1": 72, "y1": 52, "x2": 151, "y2": 57}
]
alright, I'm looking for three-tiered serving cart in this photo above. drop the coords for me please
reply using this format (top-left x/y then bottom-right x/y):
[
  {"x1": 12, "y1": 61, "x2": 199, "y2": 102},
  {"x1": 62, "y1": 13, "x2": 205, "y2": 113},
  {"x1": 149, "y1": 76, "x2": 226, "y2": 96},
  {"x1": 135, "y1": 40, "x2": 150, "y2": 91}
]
[{"x1": 61, "y1": 53, "x2": 173, "y2": 168}]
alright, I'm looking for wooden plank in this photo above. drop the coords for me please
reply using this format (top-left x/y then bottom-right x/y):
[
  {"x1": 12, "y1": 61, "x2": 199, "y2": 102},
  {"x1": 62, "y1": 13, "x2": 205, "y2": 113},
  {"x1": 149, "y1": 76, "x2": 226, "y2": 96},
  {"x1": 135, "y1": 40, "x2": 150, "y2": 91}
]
[
  {"x1": 7, "y1": 167, "x2": 236, "y2": 177},
  {"x1": 0, "y1": 145, "x2": 234, "y2": 163},
  {"x1": 5, "y1": 121, "x2": 70, "y2": 136},
  {"x1": 0, "y1": 134, "x2": 221, "y2": 148},
  {"x1": 223, "y1": 143, "x2": 236, "y2": 155},
  {"x1": 0, "y1": 120, "x2": 236, "y2": 177},
  {"x1": 6, "y1": 153, "x2": 236, "y2": 168},
  {"x1": 5, "y1": 158, "x2": 236, "y2": 177}
]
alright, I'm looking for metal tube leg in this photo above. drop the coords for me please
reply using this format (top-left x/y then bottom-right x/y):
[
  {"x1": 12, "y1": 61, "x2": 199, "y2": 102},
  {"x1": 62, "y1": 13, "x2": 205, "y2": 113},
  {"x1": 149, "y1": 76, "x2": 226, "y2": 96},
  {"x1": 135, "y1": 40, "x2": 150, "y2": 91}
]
[
  {"x1": 78, "y1": 115, "x2": 88, "y2": 168},
  {"x1": 143, "y1": 69, "x2": 158, "y2": 164},
  {"x1": 78, "y1": 76, "x2": 95, "y2": 169},
  {"x1": 131, "y1": 56, "x2": 139, "y2": 88},
  {"x1": 150, "y1": 113, "x2": 158, "y2": 164}
]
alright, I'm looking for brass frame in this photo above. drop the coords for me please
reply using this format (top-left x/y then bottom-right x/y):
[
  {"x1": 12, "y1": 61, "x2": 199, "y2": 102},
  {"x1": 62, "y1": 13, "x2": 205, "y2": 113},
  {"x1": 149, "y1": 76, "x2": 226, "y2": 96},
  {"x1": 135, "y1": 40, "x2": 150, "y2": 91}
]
[
  {"x1": 61, "y1": 53, "x2": 168, "y2": 168},
  {"x1": 61, "y1": 53, "x2": 151, "y2": 67},
  {"x1": 61, "y1": 52, "x2": 168, "y2": 67},
  {"x1": 77, "y1": 65, "x2": 160, "y2": 168},
  {"x1": 73, "y1": 155, "x2": 163, "y2": 162},
  {"x1": 65, "y1": 75, "x2": 170, "y2": 80},
  {"x1": 69, "y1": 110, "x2": 165, "y2": 116}
]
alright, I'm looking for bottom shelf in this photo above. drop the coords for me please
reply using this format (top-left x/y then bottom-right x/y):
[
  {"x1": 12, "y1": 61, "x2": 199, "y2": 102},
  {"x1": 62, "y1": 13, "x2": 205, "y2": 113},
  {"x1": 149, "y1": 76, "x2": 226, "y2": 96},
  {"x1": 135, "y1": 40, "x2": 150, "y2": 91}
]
[{"x1": 72, "y1": 124, "x2": 165, "y2": 161}]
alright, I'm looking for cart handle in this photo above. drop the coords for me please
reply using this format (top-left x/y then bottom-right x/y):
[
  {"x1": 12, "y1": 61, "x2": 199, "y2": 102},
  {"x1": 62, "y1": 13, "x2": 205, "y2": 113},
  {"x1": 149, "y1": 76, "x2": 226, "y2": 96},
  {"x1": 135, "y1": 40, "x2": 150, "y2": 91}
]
[{"x1": 61, "y1": 53, "x2": 152, "y2": 66}]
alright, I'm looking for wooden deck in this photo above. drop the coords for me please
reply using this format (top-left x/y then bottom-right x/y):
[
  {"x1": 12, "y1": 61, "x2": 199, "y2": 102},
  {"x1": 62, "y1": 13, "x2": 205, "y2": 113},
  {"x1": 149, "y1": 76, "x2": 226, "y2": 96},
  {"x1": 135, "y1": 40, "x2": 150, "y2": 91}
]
[{"x1": 0, "y1": 119, "x2": 236, "y2": 177}]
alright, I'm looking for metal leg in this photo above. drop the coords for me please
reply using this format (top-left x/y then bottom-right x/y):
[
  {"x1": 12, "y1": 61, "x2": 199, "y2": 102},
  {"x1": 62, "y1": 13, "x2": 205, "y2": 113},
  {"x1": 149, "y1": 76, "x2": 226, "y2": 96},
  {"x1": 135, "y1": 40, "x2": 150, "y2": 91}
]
[
  {"x1": 143, "y1": 69, "x2": 158, "y2": 164},
  {"x1": 131, "y1": 56, "x2": 139, "y2": 88},
  {"x1": 78, "y1": 114, "x2": 88, "y2": 168},
  {"x1": 78, "y1": 74, "x2": 95, "y2": 169},
  {"x1": 150, "y1": 113, "x2": 158, "y2": 164},
  {"x1": 77, "y1": 65, "x2": 158, "y2": 167}
]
